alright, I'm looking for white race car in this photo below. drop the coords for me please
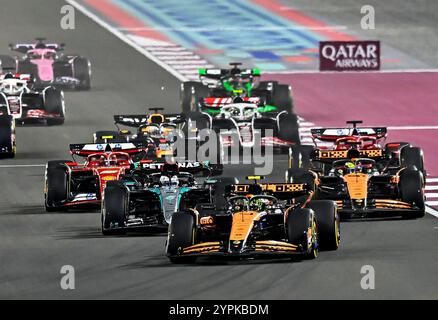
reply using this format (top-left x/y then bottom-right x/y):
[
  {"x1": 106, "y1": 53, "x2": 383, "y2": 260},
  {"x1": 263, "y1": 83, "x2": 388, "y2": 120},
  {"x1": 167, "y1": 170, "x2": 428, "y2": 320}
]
[
  {"x1": 188, "y1": 97, "x2": 300, "y2": 151},
  {"x1": 0, "y1": 73, "x2": 65, "y2": 125}
]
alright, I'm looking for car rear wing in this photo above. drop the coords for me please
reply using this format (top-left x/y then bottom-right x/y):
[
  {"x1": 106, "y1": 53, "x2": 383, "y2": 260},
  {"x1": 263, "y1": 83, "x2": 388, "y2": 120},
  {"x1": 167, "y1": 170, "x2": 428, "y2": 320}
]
[
  {"x1": 114, "y1": 113, "x2": 186, "y2": 128},
  {"x1": 69, "y1": 142, "x2": 148, "y2": 157},
  {"x1": 198, "y1": 68, "x2": 260, "y2": 80},
  {"x1": 136, "y1": 160, "x2": 211, "y2": 176},
  {"x1": 0, "y1": 73, "x2": 32, "y2": 81},
  {"x1": 201, "y1": 97, "x2": 262, "y2": 109},
  {"x1": 310, "y1": 127, "x2": 387, "y2": 142},
  {"x1": 9, "y1": 43, "x2": 63, "y2": 53},
  {"x1": 313, "y1": 149, "x2": 384, "y2": 161},
  {"x1": 226, "y1": 183, "x2": 310, "y2": 199}
]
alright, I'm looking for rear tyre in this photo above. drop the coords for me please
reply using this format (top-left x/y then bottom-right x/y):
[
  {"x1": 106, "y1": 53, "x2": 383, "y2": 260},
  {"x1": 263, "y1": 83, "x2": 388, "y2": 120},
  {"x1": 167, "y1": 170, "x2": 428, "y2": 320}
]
[
  {"x1": 16, "y1": 61, "x2": 38, "y2": 81},
  {"x1": 306, "y1": 200, "x2": 340, "y2": 250},
  {"x1": 187, "y1": 111, "x2": 210, "y2": 131},
  {"x1": 102, "y1": 181, "x2": 128, "y2": 235},
  {"x1": 213, "y1": 177, "x2": 239, "y2": 210},
  {"x1": 288, "y1": 145, "x2": 315, "y2": 169},
  {"x1": 167, "y1": 212, "x2": 197, "y2": 263},
  {"x1": 44, "y1": 87, "x2": 65, "y2": 125},
  {"x1": 285, "y1": 168, "x2": 316, "y2": 192},
  {"x1": 287, "y1": 208, "x2": 318, "y2": 259},
  {"x1": 401, "y1": 146, "x2": 425, "y2": 174},
  {"x1": 73, "y1": 57, "x2": 91, "y2": 90},
  {"x1": 0, "y1": 55, "x2": 17, "y2": 72},
  {"x1": 271, "y1": 83, "x2": 293, "y2": 113},
  {"x1": 399, "y1": 169, "x2": 425, "y2": 219},
  {"x1": 45, "y1": 165, "x2": 68, "y2": 212},
  {"x1": 180, "y1": 81, "x2": 209, "y2": 113},
  {"x1": 278, "y1": 112, "x2": 300, "y2": 144}
]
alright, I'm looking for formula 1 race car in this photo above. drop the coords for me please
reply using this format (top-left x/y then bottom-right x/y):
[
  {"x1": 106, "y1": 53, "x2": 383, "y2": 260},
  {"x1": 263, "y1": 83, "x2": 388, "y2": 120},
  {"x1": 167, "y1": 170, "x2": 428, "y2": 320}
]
[
  {"x1": 0, "y1": 114, "x2": 16, "y2": 158},
  {"x1": 166, "y1": 176, "x2": 340, "y2": 263},
  {"x1": 0, "y1": 73, "x2": 65, "y2": 125},
  {"x1": 288, "y1": 121, "x2": 425, "y2": 176},
  {"x1": 94, "y1": 108, "x2": 188, "y2": 159},
  {"x1": 1, "y1": 38, "x2": 91, "y2": 90},
  {"x1": 101, "y1": 160, "x2": 222, "y2": 235},
  {"x1": 286, "y1": 121, "x2": 425, "y2": 219},
  {"x1": 187, "y1": 97, "x2": 300, "y2": 152},
  {"x1": 44, "y1": 142, "x2": 148, "y2": 212},
  {"x1": 94, "y1": 108, "x2": 224, "y2": 173},
  {"x1": 180, "y1": 62, "x2": 293, "y2": 113}
]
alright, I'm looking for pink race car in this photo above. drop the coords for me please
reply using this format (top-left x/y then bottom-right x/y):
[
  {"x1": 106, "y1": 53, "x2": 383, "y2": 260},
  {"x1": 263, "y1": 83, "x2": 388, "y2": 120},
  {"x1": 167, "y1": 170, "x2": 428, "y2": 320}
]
[{"x1": 1, "y1": 38, "x2": 91, "y2": 90}]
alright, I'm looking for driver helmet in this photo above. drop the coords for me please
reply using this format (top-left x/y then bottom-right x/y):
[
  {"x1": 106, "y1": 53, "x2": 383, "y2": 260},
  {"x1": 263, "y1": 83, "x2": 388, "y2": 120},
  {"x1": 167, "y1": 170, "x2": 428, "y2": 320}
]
[
  {"x1": 344, "y1": 161, "x2": 356, "y2": 174},
  {"x1": 160, "y1": 175, "x2": 170, "y2": 186},
  {"x1": 170, "y1": 175, "x2": 179, "y2": 187},
  {"x1": 109, "y1": 154, "x2": 118, "y2": 166},
  {"x1": 249, "y1": 198, "x2": 266, "y2": 212},
  {"x1": 141, "y1": 125, "x2": 160, "y2": 137}
]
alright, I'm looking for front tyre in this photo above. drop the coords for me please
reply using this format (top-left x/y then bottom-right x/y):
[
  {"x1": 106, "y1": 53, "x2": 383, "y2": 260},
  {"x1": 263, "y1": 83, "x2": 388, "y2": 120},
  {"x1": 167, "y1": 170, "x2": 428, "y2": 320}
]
[
  {"x1": 306, "y1": 200, "x2": 340, "y2": 251},
  {"x1": 102, "y1": 181, "x2": 128, "y2": 235},
  {"x1": 167, "y1": 212, "x2": 197, "y2": 264},
  {"x1": 399, "y1": 169, "x2": 425, "y2": 219},
  {"x1": 45, "y1": 165, "x2": 68, "y2": 212},
  {"x1": 287, "y1": 208, "x2": 318, "y2": 259},
  {"x1": 0, "y1": 115, "x2": 15, "y2": 158},
  {"x1": 44, "y1": 87, "x2": 65, "y2": 125}
]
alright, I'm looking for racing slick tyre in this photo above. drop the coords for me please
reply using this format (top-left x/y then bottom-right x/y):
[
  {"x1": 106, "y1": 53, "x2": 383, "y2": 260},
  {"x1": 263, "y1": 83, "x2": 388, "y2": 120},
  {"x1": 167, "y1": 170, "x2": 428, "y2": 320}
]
[
  {"x1": 44, "y1": 87, "x2": 65, "y2": 125},
  {"x1": 200, "y1": 127, "x2": 223, "y2": 175},
  {"x1": 187, "y1": 111, "x2": 210, "y2": 132},
  {"x1": 102, "y1": 181, "x2": 128, "y2": 235},
  {"x1": 271, "y1": 83, "x2": 293, "y2": 113},
  {"x1": 73, "y1": 57, "x2": 91, "y2": 90},
  {"x1": 167, "y1": 212, "x2": 197, "y2": 264},
  {"x1": 278, "y1": 113, "x2": 300, "y2": 146},
  {"x1": 399, "y1": 169, "x2": 425, "y2": 219},
  {"x1": 47, "y1": 160, "x2": 70, "y2": 168},
  {"x1": 180, "y1": 81, "x2": 209, "y2": 113},
  {"x1": 401, "y1": 146, "x2": 425, "y2": 175},
  {"x1": 288, "y1": 145, "x2": 315, "y2": 170},
  {"x1": 285, "y1": 168, "x2": 316, "y2": 193},
  {"x1": 384, "y1": 142, "x2": 410, "y2": 159},
  {"x1": 306, "y1": 200, "x2": 340, "y2": 250},
  {"x1": 16, "y1": 61, "x2": 38, "y2": 80},
  {"x1": 0, "y1": 55, "x2": 17, "y2": 72},
  {"x1": 213, "y1": 177, "x2": 239, "y2": 210},
  {"x1": 287, "y1": 208, "x2": 318, "y2": 259},
  {"x1": 0, "y1": 115, "x2": 15, "y2": 159},
  {"x1": 45, "y1": 165, "x2": 68, "y2": 212}
]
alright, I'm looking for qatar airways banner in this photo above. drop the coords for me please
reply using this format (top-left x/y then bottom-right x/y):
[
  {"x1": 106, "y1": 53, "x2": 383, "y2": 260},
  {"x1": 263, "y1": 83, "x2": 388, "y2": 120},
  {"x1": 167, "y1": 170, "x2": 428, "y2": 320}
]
[{"x1": 319, "y1": 41, "x2": 380, "y2": 71}]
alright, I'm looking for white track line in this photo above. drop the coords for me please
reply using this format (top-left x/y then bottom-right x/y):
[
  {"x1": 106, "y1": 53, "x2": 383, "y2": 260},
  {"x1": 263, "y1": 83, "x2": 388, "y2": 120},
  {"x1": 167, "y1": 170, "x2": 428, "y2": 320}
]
[
  {"x1": 426, "y1": 186, "x2": 438, "y2": 191},
  {"x1": 66, "y1": 0, "x2": 188, "y2": 82},
  {"x1": 427, "y1": 178, "x2": 438, "y2": 183},
  {"x1": 0, "y1": 164, "x2": 45, "y2": 168},
  {"x1": 426, "y1": 206, "x2": 438, "y2": 217},
  {"x1": 426, "y1": 193, "x2": 438, "y2": 198}
]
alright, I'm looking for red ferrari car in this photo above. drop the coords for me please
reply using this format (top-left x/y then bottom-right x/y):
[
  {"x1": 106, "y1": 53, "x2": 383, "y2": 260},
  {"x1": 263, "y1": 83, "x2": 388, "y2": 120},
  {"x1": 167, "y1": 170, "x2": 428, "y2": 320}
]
[{"x1": 44, "y1": 142, "x2": 147, "y2": 211}]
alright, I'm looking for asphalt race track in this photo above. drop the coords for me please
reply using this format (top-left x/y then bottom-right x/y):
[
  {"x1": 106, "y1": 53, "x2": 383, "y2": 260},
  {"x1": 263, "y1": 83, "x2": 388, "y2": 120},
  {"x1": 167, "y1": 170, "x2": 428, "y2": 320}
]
[{"x1": 0, "y1": 0, "x2": 437, "y2": 299}]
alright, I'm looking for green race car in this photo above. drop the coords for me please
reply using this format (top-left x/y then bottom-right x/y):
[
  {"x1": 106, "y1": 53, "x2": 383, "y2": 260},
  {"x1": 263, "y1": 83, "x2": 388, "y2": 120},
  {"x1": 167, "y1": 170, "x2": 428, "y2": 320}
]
[{"x1": 180, "y1": 62, "x2": 293, "y2": 114}]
